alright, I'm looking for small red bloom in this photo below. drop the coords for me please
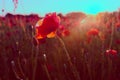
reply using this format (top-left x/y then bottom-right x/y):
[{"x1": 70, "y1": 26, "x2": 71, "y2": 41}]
[
  {"x1": 56, "y1": 25, "x2": 70, "y2": 37},
  {"x1": 87, "y1": 28, "x2": 99, "y2": 36},
  {"x1": 59, "y1": 25, "x2": 65, "y2": 31},
  {"x1": 106, "y1": 49, "x2": 117, "y2": 55},
  {"x1": 86, "y1": 28, "x2": 99, "y2": 43},
  {"x1": 62, "y1": 29, "x2": 70, "y2": 37},
  {"x1": 116, "y1": 22, "x2": 120, "y2": 28}
]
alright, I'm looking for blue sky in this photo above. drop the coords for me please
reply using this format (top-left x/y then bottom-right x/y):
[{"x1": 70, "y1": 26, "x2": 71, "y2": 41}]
[{"x1": 0, "y1": 0, "x2": 120, "y2": 16}]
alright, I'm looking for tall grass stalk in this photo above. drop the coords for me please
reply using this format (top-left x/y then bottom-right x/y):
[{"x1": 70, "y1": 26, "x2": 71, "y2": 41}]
[{"x1": 56, "y1": 35, "x2": 81, "y2": 80}]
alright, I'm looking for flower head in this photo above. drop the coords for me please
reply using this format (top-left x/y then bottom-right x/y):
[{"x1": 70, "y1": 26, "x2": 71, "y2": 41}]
[
  {"x1": 106, "y1": 49, "x2": 117, "y2": 55},
  {"x1": 86, "y1": 28, "x2": 99, "y2": 43},
  {"x1": 62, "y1": 29, "x2": 70, "y2": 37},
  {"x1": 35, "y1": 13, "x2": 60, "y2": 39},
  {"x1": 116, "y1": 22, "x2": 120, "y2": 28},
  {"x1": 87, "y1": 28, "x2": 99, "y2": 36}
]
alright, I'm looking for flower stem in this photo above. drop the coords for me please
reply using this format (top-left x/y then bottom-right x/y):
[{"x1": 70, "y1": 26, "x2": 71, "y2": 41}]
[
  {"x1": 109, "y1": 21, "x2": 114, "y2": 49},
  {"x1": 32, "y1": 45, "x2": 39, "y2": 80},
  {"x1": 56, "y1": 35, "x2": 81, "y2": 80}
]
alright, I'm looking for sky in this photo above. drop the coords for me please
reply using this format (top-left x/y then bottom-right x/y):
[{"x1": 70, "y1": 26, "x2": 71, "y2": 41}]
[{"x1": 0, "y1": 0, "x2": 120, "y2": 16}]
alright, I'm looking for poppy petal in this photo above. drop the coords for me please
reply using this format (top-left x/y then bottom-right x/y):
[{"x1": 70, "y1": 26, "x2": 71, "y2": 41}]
[{"x1": 47, "y1": 31, "x2": 56, "y2": 38}]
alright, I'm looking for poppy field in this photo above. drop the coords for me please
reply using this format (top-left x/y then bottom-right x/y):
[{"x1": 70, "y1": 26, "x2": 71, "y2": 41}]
[{"x1": 0, "y1": 11, "x2": 120, "y2": 80}]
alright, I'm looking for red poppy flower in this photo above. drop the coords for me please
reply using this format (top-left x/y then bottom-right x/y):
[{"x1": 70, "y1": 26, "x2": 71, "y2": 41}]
[
  {"x1": 62, "y1": 29, "x2": 70, "y2": 37},
  {"x1": 106, "y1": 49, "x2": 117, "y2": 55},
  {"x1": 36, "y1": 13, "x2": 60, "y2": 39},
  {"x1": 56, "y1": 25, "x2": 70, "y2": 37},
  {"x1": 116, "y1": 22, "x2": 120, "y2": 28},
  {"x1": 86, "y1": 28, "x2": 99, "y2": 43},
  {"x1": 87, "y1": 28, "x2": 99, "y2": 37}
]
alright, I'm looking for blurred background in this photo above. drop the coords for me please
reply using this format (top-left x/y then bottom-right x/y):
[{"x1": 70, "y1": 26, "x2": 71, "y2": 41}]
[{"x1": 0, "y1": 0, "x2": 120, "y2": 16}]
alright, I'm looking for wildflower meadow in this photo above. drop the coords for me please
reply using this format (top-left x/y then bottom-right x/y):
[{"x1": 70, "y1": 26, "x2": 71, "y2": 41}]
[{"x1": 0, "y1": 10, "x2": 120, "y2": 80}]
